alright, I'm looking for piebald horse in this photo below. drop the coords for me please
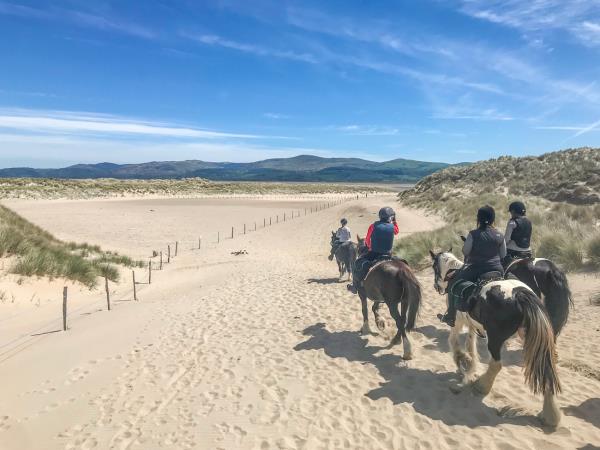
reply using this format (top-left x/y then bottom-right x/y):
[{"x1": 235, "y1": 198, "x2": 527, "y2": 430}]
[{"x1": 430, "y1": 250, "x2": 562, "y2": 427}]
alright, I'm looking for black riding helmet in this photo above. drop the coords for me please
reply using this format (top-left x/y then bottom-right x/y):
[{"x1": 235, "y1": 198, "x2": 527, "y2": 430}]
[
  {"x1": 340, "y1": 218, "x2": 348, "y2": 226},
  {"x1": 508, "y1": 201, "x2": 526, "y2": 215},
  {"x1": 378, "y1": 207, "x2": 395, "y2": 222},
  {"x1": 477, "y1": 205, "x2": 495, "y2": 227}
]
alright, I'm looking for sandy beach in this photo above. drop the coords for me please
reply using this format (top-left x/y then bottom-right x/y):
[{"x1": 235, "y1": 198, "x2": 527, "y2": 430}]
[{"x1": 0, "y1": 194, "x2": 599, "y2": 449}]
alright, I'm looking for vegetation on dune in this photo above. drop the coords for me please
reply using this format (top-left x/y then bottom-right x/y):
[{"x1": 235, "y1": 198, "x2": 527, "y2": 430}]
[
  {"x1": 0, "y1": 204, "x2": 143, "y2": 287},
  {"x1": 405, "y1": 147, "x2": 599, "y2": 205},
  {"x1": 0, "y1": 177, "x2": 391, "y2": 200},
  {"x1": 395, "y1": 148, "x2": 600, "y2": 271}
]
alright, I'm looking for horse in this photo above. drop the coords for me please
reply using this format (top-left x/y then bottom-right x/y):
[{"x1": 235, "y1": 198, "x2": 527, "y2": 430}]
[
  {"x1": 353, "y1": 237, "x2": 422, "y2": 360},
  {"x1": 504, "y1": 257, "x2": 572, "y2": 338},
  {"x1": 329, "y1": 232, "x2": 357, "y2": 281},
  {"x1": 430, "y1": 250, "x2": 562, "y2": 427}
]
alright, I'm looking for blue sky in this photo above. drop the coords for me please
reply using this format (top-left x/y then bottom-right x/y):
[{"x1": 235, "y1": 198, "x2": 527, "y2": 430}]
[{"x1": 1, "y1": 0, "x2": 600, "y2": 167}]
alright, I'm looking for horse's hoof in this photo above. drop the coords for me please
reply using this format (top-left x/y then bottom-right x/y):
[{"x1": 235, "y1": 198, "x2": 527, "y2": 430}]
[
  {"x1": 472, "y1": 380, "x2": 491, "y2": 396},
  {"x1": 449, "y1": 383, "x2": 464, "y2": 395},
  {"x1": 538, "y1": 410, "x2": 561, "y2": 428},
  {"x1": 402, "y1": 353, "x2": 413, "y2": 361},
  {"x1": 375, "y1": 319, "x2": 386, "y2": 331}
]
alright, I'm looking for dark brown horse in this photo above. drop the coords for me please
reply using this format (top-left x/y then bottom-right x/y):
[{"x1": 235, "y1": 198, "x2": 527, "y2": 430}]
[{"x1": 355, "y1": 237, "x2": 422, "y2": 360}]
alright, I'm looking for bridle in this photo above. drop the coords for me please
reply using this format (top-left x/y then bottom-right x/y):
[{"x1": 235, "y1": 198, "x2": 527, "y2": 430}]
[{"x1": 432, "y1": 254, "x2": 458, "y2": 295}]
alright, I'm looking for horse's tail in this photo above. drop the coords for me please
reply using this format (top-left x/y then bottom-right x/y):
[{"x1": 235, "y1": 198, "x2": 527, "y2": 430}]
[
  {"x1": 399, "y1": 265, "x2": 421, "y2": 332},
  {"x1": 515, "y1": 287, "x2": 561, "y2": 395},
  {"x1": 539, "y1": 261, "x2": 573, "y2": 337}
]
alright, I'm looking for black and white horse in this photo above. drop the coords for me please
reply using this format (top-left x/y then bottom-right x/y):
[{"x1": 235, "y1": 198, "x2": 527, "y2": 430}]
[
  {"x1": 505, "y1": 258, "x2": 572, "y2": 338},
  {"x1": 430, "y1": 250, "x2": 562, "y2": 427},
  {"x1": 329, "y1": 232, "x2": 357, "y2": 281}
]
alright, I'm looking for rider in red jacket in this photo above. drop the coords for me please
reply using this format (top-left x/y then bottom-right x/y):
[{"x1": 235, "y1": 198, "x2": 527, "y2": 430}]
[{"x1": 364, "y1": 220, "x2": 399, "y2": 250}]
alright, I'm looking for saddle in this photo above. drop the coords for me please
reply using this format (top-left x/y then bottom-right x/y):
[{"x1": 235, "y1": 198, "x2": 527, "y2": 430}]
[
  {"x1": 504, "y1": 257, "x2": 533, "y2": 273},
  {"x1": 448, "y1": 271, "x2": 503, "y2": 313},
  {"x1": 364, "y1": 256, "x2": 409, "y2": 279}
]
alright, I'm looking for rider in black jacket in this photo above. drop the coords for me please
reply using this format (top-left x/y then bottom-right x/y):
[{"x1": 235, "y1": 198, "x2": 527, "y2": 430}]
[
  {"x1": 439, "y1": 205, "x2": 506, "y2": 327},
  {"x1": 503, "y1": 201, "x2": 533, "y2": 267}
]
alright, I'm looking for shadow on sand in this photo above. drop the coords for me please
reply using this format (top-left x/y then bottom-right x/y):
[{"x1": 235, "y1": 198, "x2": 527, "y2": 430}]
[
  {"x1": 307, "y1": 277, "x2": 343, "y2": 285},
  {"x1": 565, "y1": 398, "x2": 600, "y2": 429},
  {"x1": 294, "y1": 322, "x2": 538, "y2": 429},
  {"x1": 418, "y1": 325, "x2": 524, "y2": 367}
]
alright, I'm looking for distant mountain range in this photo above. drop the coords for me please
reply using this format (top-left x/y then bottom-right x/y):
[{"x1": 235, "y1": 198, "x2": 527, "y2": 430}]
[{"x1": 0, "y1": 155, "x2": 459, "y2": 183}]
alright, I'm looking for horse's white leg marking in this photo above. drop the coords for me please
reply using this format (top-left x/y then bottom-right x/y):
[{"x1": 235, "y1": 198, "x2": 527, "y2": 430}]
[
  {"x1": 473, "y1": 360, "x2": 502, "y2": 395},
  {"x1": 448, "y1": 319, "x2": 465, "y2": 373},
  {"x1": 402, "y1": 334, "x2": 413, "y2": 360},
  {"x1": 539, "y1": 391, "x2": 562, "y2": 428},
  {"x1": 464, "y1": 326, "x2": 478, "y2": 381}
]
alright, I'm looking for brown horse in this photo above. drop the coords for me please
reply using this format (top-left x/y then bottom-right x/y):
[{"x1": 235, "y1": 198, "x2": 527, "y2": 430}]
[{"x1": 355, "y1": 237, "x2": 422, "y2": 360}]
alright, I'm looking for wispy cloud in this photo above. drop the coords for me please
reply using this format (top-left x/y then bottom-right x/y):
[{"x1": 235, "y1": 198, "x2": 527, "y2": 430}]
[
  {"x1": 263, "y1": 112, "x2": 290, "y2": 119},
  {"x1": 457, "y1": 0, "x2": 600, "y2": 46},
  {"x1": 0, "y1": 109, "x2": 279, "y2": 139},
  {"x1": 333, "y1": 125, "x2": 400, "y2": 136},
  {"x1": 0, "y1": 1, "x2": 156, "y2": 39},
  {"x1": 537, "y1": 119, "x2": 600, "y2": 137},
  {"x1": 182, "y1": 32, "x2": 318, "y2": 63}
]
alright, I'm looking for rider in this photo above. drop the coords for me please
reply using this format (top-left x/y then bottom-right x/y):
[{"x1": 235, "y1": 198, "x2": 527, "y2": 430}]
[
  {"x1": 347, "y1": 207, "x2": 399, "y2": 294},
  {"x1": 503, "y1": 201, "x2": 533, "y2": 267},
  {"x1": 439, "y1": 205, "x2": 506, "y2": 327},
  {"x1": 329, "y1": 218, "x2": 352, "y2": 260}
]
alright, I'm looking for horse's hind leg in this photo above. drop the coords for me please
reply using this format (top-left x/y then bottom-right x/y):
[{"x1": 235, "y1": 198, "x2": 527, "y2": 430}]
[
  {"x1": 387, "y1": 301, "x2": 412, "y2": 359},
  {"x1": 358, "y1": 290, "x2": 373, "y2": 335},
  {"x1": 372, "y1": 302, "x2": 385, "y2": 331},
  {"x1": 473, "y1": 333, "x2": 503, "y2": 395},
  {"x1": 465, "y1": 325, "x2": 479, "y2": 380}
]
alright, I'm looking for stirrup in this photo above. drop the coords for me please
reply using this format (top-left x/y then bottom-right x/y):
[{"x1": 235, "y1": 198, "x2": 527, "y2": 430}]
[{"x1": 437, "y1": 313, "x2": 455, "y2": 328}]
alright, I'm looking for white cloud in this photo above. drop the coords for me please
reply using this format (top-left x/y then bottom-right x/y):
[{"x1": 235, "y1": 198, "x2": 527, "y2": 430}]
[
  {"x1": 0, "y1": 109, "x2": 273, "y2": 139},
  {"x1": 333, "y1": 125, "x2": 400, "y2": 136},
  {"x1": 182, "y1": 32, "x2": 318, "y2": 63},
  {"x1": 263, "y1": 113, "x2": 290, "y2": 119},
  {"x1": 457, "y1": 0, "x2": 600, "y2": 46}
]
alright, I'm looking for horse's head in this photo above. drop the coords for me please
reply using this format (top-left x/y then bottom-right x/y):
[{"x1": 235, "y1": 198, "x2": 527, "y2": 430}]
[
  {"x1": 429, "y1": 248, "x2": 460, "y2": 295},
  {"x1": 356, "y1": 235, "x2": 368, "y2": 256},
  {"x1": 330, "y1": 231, "x2": 337, "y2": 247}
]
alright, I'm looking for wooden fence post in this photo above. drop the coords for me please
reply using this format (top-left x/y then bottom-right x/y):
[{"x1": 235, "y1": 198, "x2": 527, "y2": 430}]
[
  {"x1": 277, "y1": 215, "x2": 279, "y2": 223},
  {"x1": 62, "y1": 286, "x2": 68, "y2": 331},
  {"x1": 148, "y1": 260, "x2": 152, "y2": 284},
  {"x1": 284, "y1": 213, "x2": 286, "y2": 222},
  {"x1": 231, "y1": 226, "x2": 234, "y2": 239},
  {"x1": 218, "y1": 231, "x2": 220, "y2": 243},
  {"x1": 132, "y1": 270, "x2": 138, "y2": 301},
  {"x1": 270, "y1": 217, "x2": 272, "y2": 225},
  {"x1": 105, "y1": 276, "x2": 110, "y2": 311},
  {"x1": 175, "y1": 241, "x2": 178, "y2": 256},
  {"x1": 254, "y1": 222, "x2": 257, "y2": 231},
  {"x1": 160, "y1": 251, "x2": 163, "y2": 270},
  {"x1": 244, "y1": 223, "x2": 246, "y2": 234},
  {"x1": 199, "y1": 237, "x2": 202, "y2": 250},
  {"x1": 264, "y1": 218, "x2": 266, "y2": 227},
  {"x1": 167, "y1": 245, "x2": 171, "y2": 263}
]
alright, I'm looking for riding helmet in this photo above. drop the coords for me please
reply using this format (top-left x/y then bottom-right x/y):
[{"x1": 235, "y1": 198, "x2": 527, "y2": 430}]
[
  {"x1": 477, "y1": 205, "x2": 495, "y2": 226},
  {"x1": 508, "y1": 201, "x2": 526, "y2": 215},
  {"x1": 378, "y1": 207, "x2": 395, "y2": 221},
  {"x1": 340, "y1": 218, "x2": 348, "y2": 226}
]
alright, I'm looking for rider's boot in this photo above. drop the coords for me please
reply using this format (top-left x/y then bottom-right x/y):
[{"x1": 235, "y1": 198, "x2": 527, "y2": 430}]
[{"x1": 437, "y1": 301, "x2": 456, "y2": 328}]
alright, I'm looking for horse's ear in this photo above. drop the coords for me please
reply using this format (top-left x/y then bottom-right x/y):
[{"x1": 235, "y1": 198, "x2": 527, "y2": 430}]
[
  {"x1": 447, "y1": 247, "x2": 452, "y2": 253},
  {"x1": 429, "y1": 250, "x2": 436, "y2": 259}
]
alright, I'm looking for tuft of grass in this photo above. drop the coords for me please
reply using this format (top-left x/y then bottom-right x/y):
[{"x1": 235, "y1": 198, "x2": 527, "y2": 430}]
[
  {"x1": 395, "y1": 192, "x2": 600, "y2": 272},
  {"x1": 0, "y1": 204, "x2": 140, "y2": 287}
]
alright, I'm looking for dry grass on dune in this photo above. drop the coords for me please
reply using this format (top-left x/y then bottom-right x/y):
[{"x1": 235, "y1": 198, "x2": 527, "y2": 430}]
[
  {"x1": 395, "y1": 193, "x2": 600, "y2": 272},
  {"x1": 0, "y1": 177, "x2": 384, "y2": 200},
  {"x1": 0, "y1": 204, "x2": 143, "y2": 287},
  {"x1": 406, "y1": 147, "x2": 599, "y2": 205}
]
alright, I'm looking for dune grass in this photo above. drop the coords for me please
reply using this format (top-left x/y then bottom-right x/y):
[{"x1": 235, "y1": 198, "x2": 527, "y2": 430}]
[
  {"x1": 394, "y1": 193, "x2": 600, "y2": 271},
  {"x1": 0, "y1": 204, "x2": 142, "y2": 287},
  {"x1": 0, "y1": 177, "x2": 386, "y2": 200}
]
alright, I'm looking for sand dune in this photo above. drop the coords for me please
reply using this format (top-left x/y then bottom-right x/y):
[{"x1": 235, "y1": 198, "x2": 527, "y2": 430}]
[{"x1": 0, "y1": 194, "x2": 599, "y2": 449}]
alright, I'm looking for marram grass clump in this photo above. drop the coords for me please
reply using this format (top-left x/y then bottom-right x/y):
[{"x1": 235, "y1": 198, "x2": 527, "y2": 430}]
[
  {"x1": 0, "y1": 204, "x2": 142, "y2": 287},
  {"x1": 395, "y1": 193, "x2": 600, "y2": 272}
]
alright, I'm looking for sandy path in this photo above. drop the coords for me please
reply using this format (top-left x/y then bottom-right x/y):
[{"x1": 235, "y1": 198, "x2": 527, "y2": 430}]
[{"x1": 0, "y1": 195, "x2": 599, "y2": 449}]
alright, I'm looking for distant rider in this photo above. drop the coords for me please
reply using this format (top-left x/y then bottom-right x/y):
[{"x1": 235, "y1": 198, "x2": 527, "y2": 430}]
[
  {"x1": 347, "y1": 207, "x2": 399, "y2": 294},
  {"x1": 329, "y1": 218, "x2": 352, "y2": 260},
  {"x1": 503, "y1": 201, "x2": 533, "y2": 267},
  {"x1": 438, "y1": 205, "x2": 506, "y2": 327}
]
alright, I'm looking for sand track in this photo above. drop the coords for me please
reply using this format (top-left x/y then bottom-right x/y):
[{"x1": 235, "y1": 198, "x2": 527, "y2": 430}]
[{"x1": 0, "y1": 195, "x2": 599, "y2": 449}]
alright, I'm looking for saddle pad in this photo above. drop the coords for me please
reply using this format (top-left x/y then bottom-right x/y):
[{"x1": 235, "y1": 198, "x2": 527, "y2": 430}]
[
  {"x1": 505, "y1": 257, "x2": 533, "y2": 273},
  {"x1": 449, "y1": 279, "x2": 478, "y2": 310}
]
